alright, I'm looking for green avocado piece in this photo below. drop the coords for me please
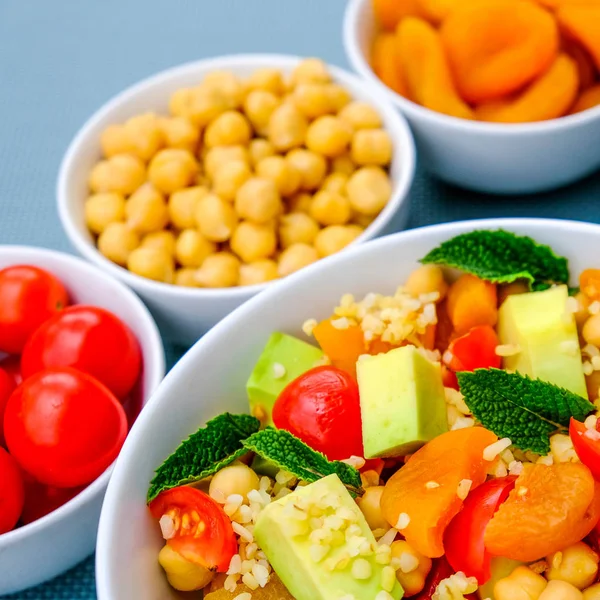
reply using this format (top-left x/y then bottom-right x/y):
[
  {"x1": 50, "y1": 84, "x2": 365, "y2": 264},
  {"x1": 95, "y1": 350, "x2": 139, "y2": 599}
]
[
  {"x1": 478, "y1": 557, "x2": 524, "y2": 599},
  {"x1": 254, "y1": 474, "x2": 403, "y2": 600},
  {"x1": 498, "y1": 285, "x2": 587, "y2": 397},
  {"x1": 246, "y1": 332, "x2": 323, "y2": 426},
  {"x1": 357, "y1": 345, "x2": 448, "y2": 459}
]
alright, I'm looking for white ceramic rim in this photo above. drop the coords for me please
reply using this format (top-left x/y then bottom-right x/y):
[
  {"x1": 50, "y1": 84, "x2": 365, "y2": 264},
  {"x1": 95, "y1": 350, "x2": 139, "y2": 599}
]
[
  {"x1": 96, "y1": 216, "x2": 599, "y2": 597},
  {"x1": 57, "y1": 53, "x2": 416, "y2": 300},
  {"x1": 343, "y1": 0, "x2": 600, "y2": 135},
  {"x1": 0, "y1": 245, "x2": 166, "y2": 547}
]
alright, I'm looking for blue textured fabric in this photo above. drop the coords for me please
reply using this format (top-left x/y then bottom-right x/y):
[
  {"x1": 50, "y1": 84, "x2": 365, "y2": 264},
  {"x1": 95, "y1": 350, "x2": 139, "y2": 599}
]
[{"x1": 0, "y1": 0, "x2": 599, "y2": 597}]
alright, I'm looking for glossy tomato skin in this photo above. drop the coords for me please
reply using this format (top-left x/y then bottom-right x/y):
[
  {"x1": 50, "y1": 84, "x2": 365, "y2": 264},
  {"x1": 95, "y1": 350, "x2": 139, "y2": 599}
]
[
  {"x1": 0, "y1": 355, "x2": 23, "y2": 387},
  {"x1": 149, "y1": 486, "x2": 237, "y2": 572},
  {"x1": 4, "y1": 367, "x2": 127, "y2": 487},
  {"x1": 445, "y1": 325, "x2": 501, "y2": 372},
  {"x1": 444, "y1": 476, "x2": 517, "y2": 584},
  {"x1": 21, "y1": 305, "x2": 141, "y2": 400},
  {"x1": 570, "y1": 418, "x2": 600, "y2": 480},
  {"x1": 0, "y1": 367, "x2": 16, "y2": 447},
  {"x1": 0, "y1": 446, "x2": 24, "y2": 533},
  {"x1": 0, "y1": 266, "x2": 68, "y2": 354},
  {"x1": 272, "y1": 365, "x2": 363, "y2": 461}
]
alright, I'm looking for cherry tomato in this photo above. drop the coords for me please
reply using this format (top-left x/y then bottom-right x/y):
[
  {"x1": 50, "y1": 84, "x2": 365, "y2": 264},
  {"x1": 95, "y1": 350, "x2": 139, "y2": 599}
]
[
  {"x1": 444, "y1": 325, "x2": 501, "y2": 372},
  {"x1": 444, "y1": 476, "x2": 517, "y2": 584},
  {"x1": 0, "y1": 355, "x2": 23, "y2": 387},
  {"x1": 0, "y1": 446, "x2": 24, "y2": 533},
  {"x1": 149, "y1": 486, "x2": 237, "y2": 572},
  {"x1": 414, "y1": 556, "x2": 477, "y2": 600},
  {"x1": 570, "y1": 417, "x2": 600, "y2": 480},
  {"x1": 0, "y1": 266, "x2": 68, "y2": 354},
  {"x1": 21, "y1": 305, "x2": 141, "y2": 400},
  {"x1": 4, "y1": 367, "x2": 127, "y2": 487},
  {"x1": 0, "y1": 367, "x2": 16, "y2": 447},
  {"x1": 272, "y1": 365, "x2": 363, "y2": 461},
  {"x1": 441, "y1": 365, "x2": 459, "y2": 390}
]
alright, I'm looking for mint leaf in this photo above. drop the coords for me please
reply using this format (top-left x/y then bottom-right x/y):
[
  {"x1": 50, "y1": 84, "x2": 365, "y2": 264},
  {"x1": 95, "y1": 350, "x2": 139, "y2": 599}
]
[
  {"x1": 420, "y1": 230, "x2": 569, "y2": 290},
  {"x1": 243, "y1": 427, "x2": 363, "y2": 495},
  {"x1": 458, "y1": 369, "x2": 594, "y2": 454},
  {"x1": 147, "y1": 413, "x2": 260, "y2": 502}
]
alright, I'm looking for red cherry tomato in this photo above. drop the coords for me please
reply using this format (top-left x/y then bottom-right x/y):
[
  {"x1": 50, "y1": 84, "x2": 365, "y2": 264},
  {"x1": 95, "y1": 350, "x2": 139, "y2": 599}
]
[
  {"x1": 272, "y1": 365, "x2": 363, "y2": 461},
  {"x1": 0, "y1": 367, "x2": 16, "y2": 447},
  {"x1": 21, "y1": 305, "x2": 141, "y2": 400},
  {"x1": 441, "y1": 365, "x2": 459, "y2": 390},
  {"x1": 149, "y1": 486, "x2": 237, "y2": 572},
  {"x1": 444, "y1": 476, "x2": 517, "y2": 584},
  {"x1": 0, "y1": 355, "x2": 23, "y2": 388},
  {"x1": 4, "y1": 367, "x2": 127, "y2": 487},
  {"x1": 20, "y1": 473, "x2": 84, "y2": 524},
  {"x1": 445, "y1": 325, "x2": 501, "y2": 372},
  {"x1": 0, "y1": 446, "x2": 24, "y2": 533},
  {"x1": 570, "y1": 417, "x2": 600, "y2": 480},
  {"x1": 0, "y1": 266, "x2": 68, "y2": 354}
]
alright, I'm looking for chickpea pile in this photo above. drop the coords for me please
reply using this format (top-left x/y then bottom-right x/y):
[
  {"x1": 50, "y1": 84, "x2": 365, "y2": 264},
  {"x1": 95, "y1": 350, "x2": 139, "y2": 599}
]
[{"x1": 85, "y1": 58, "x2": 395, "y2": 288}]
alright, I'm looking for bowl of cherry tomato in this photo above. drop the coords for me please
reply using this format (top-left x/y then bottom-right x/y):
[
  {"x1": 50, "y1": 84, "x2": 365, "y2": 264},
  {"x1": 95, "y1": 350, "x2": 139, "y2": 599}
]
[{"x1": 0, "y1": 246, "x2": 165, "y2": 595}]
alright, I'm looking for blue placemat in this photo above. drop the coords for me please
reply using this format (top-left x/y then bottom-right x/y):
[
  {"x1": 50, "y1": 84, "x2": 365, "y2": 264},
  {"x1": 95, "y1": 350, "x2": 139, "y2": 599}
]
[{"x1": 1, "y1": 0, "x2": 600, "y2": 598}]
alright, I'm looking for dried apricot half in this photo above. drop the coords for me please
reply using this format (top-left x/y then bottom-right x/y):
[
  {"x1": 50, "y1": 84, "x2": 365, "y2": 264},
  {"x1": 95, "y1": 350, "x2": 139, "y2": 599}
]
[
  {"x1": 485, "y1": 463, "x2": 600, "y2": 562},
  {"x1": 557, "y1": 3, "x2": 600, "y2": 70},
  {"x1": 571, "y1": 85, "x2": 600, "y2": 115},
  {"x1": 381, "y1": 427, "x2": 498, "y2": 558},
  {"x1": 371, "y1": 32, "x2": 410, "y2": 98}
]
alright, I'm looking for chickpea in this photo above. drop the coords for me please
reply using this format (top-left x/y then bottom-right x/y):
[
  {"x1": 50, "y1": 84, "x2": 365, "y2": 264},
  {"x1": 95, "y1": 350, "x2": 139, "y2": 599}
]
[
  {"x1": 230, "y1": 221, "x2": 277, "y2": 263},
  {"x1": 546, "y1": 543, "x2": 599, "y2": 590},
  {"x1": 292, "y1": 84, "x2": 333, "y2": 119},
  {"x1": 187, "y1": 86, "x2": 230, "y2": 128},
  {"x1": 339, "y1": 101, "x2": 383, "y2": 130},
  {"x1": 279, "y1": 212, "x2": 320, "y2": 248},
  {"x1": 148, "y1": 148, "x2": 198, "y2": 194},
  {"x1": 575, "y1": 292, "x2": 591, "y2": 329},
  {"x1": 175, "y1": 229, "x2": 216, "y2": 268},
  {"x1": 314, "y1": 225, "x2": 363, "y2": 258},
  {"x1": 278, "y1": 243, "x2": 319, "y2": 277},
  {"x1": 141, "y1": 230, "x2": 176, "y2": 256},
  {"x1": 195, "y1": 193, "x2": 238, "y2": 242},
  {"x1": 347, "y1": 166, "x2": 392, "y2": 215},
  {"x1": 89, "y1": 154, "x2": 146, "y2": 195},
  {"x1": 405, "y1": 265, "x2": 448, "y2": 301},
  {"x1": 209, "y1": 463, "x2": 260, "y2": 500},
  {"x1": 256, "y1": 156, "x2": 301, "y2": 197},
  {"x1": 123, "y1": 113, "x2": 164, "y2": 162},
  {"x1": 352, "y1": 212, "x2": 376, "y2": 229},
  {"x1": 287, "y1": 192, "x2": 313, "y2": 213},
  {"x1": 125, "y1": 183, "x2": 169, "y2": 234},
  {"x1": 390, "y1": 540, "x2": 432, "y2": 597},
  {"x1": 321, "y1": 173, "x2": 348, "y2": 195},
  {"x1": 195, "y1": 252, "x2": 240, "y2": 288},
  {"x1": 168, "y1": 186, "x2": 208, "y2": 230},
  {"x1": 326, "y1": 83, "x2": 352, "y2": 112},
  {"x1": 583, "y1": 315, "x2": 600, "y2": 347},
  {"x1": 495, "y1": 566, "x2": 548, "y2": 600},
  {"x1": 127, "y1": 246, "x2": 174, "y2": 283},
  {"x1": 85, "y1": 193, "x2": 126, "y2": 234},
  {"x1": 160, "y1": 117, "x2": 200, "y2": 153},
  {"x1": 306, "y1": 115, "x2": 352, "y2": 158},
  {"x1": 331, "y1": 153, "x2": 356, "y2": 176},
  {"x1": 158, "y1": 544, "x2": 215, "y2": 592},
  {"x1": 290, "y1": 58, "x2": 331, "y2": 87},
  {"x1": 100, "y1": 124, "x2": 131, "y2": 158},
  {"x1": 351, "y1": 129, "x2": 393, "y2": 166},
  {"x1": 235, "y1": 177, "x2": 282, "y2": 224},
  {"x1": 244, "y1": 90, "x2": 279, "y2": 136},
  {"x1": 539, "y1": 580, "x2": 583, "y2": 600},
  {"x1": 498, "y1": 280, "x2": 530, "y2": 305},
  {"x1": 310, "y1": 190, "x2": 351, "y2": 226},
  {"x1": 356, "y1": 486, "x2": 387, "y2": 530},
  {"x1": 97, "y1": 222, "x2": 140, "y2": 266},
  {"x1": 584, "y1": 583, "x2": 600, "y2": 599},
  {"x1": 213, "y1": 160, "x2": 252, "y2": 202},
  {"x1": 204, "y1": 145, "x2": 249, "y2": 180},
  {"x1": 204, "y1": 110, "x2": 251, "y2": 148},
  {"x1": 239, "y1": 259, "x2": 279, "y2": 286},
  {"x1": 248, "y1": 138, "x2": 276, "y2": 167},
  {"x1": 268, "y1": 103, "x2": 308, "y2": 152},
  {"x1": 174, "y1": 268, "x2": 199, "y2": 287},
  {"x1": 286, "y1": 149, "x2": 327, "y2": 191},
  {"x1": 169, "y1": 88, "x2": 194, "y2": 118},
  {"x1": 246, "y1": 68, "x2": 285, "y2": 96},
  {"x1": 202, "y1": 71, "x2": 245, "y2": 108}
]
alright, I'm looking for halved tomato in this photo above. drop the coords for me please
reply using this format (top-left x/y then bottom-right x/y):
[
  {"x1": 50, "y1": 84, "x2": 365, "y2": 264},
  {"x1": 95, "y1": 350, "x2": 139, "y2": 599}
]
[{"x1": 570, "y1": 417, "x2": 600, "y2": 481}]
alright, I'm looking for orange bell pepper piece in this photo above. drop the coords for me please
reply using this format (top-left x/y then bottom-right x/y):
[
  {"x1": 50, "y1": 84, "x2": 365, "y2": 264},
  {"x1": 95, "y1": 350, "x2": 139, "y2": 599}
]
[
  {"x1": 313, "y1": 319, "x2": 366, "y2": 378},
  {"x1": 446, "y1": 274, "x2": 498, "y2": 335}
]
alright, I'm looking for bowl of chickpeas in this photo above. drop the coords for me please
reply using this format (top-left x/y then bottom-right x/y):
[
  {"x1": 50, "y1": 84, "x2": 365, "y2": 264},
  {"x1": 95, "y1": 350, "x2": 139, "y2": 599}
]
[{"x1": 57, "y1": 54, "x2": 415, "y2": 345}]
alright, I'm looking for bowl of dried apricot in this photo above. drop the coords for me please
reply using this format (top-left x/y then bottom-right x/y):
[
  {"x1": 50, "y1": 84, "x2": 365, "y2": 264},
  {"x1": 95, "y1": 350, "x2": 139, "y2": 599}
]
[
  {"x1": 344, "y1": 0, "x2": 600, "y2": 194},
  {"x1": 57, "y1": 54, "x2": 415, "y2": 346}
]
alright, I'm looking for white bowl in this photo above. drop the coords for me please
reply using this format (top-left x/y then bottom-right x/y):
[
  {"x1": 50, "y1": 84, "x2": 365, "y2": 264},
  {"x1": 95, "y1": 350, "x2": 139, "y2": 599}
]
[
  {"x1": 57, "y1": 53, "x2": 416, "y2": 348},
  {"x1": 95, "y1": 217, "x2": 597, "y2": 600},
  {"x1": 343, "y1": 0, "x2": 600, "y2": 195},
  {"x1": 0, "y1": 246, "x2": 165, "y2": 595}
]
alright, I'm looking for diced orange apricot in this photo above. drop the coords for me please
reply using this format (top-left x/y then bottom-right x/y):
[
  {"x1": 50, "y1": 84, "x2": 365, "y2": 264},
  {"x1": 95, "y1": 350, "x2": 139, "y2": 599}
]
[
  {"x1": 396, "y1": 18, "x2": 474, "y2": 119},
  {"x1": 313, "y1": 318, "x2": 366, "y2": 378},
  {"x1": 441, "y1": 0, "x2": 559, "y2": 103},
  {"x1": 372, "y1": 0, "x2": 423, "y2": 31},
  {"x1": 421, "y1": 323, "x2": 436, "y2": 350},
  {"x1": 557, "y1": 4, "x2": 600, "y2": 70},
  {"x1": 475, "y1": 54, "x2": 579, "y2": 122},
  {"x1": 434, "y1": 299, "x2": 455, "y2": 352},
  {"x1": 571, "y1": 85, "x2": 600, "y2": 113},
  {"x1": 371, "y1": 32, "x2": 410, "y2": 97},
  {"x1": 381, "y1": 427, "x2": 498, "y2": 558},
  {"x1": 446, "y1": 274, "x2": 498, "y2": 335},
  {"x1": 367, "y1": 338, "x2": 395, "y2": 355},
  {"x1": 580, "y1": 269, "x2": 600, "y2": 301}
]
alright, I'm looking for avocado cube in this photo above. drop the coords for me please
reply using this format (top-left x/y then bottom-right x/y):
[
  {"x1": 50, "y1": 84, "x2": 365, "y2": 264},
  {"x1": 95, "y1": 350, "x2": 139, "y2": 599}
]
[
  {"x1": 498, "y1": 285, "x2": 587, "y2": 397},
  {"x1": 246, "y1": 332, "x2": 323, "y2": 426},
  {"x1": 357, "y1": 345, "x2": 448, "y2": 459},
  {"x1": 254, "y1": 474, "x2": 403, "y2": 600}
]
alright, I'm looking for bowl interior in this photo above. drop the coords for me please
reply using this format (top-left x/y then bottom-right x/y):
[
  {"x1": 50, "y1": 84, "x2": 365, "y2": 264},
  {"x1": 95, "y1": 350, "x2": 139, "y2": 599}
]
[{"x1": 97, "y1": 218, "x2": 599, "y2": 600}]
